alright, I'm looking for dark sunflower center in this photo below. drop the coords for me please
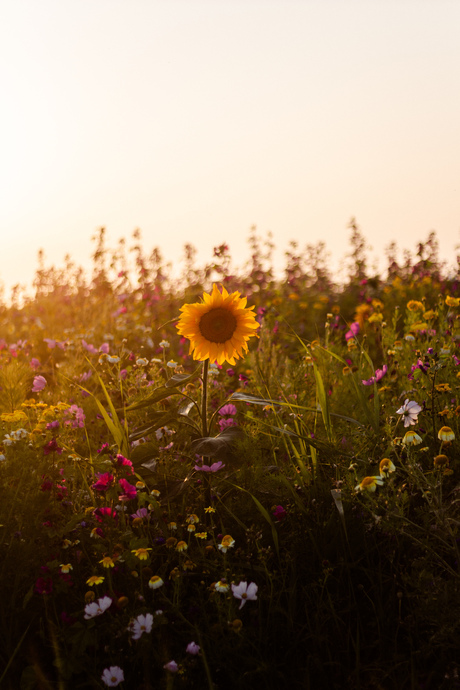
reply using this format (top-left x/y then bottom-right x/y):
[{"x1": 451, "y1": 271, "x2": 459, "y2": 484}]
[{"x1": 199, "y1": 308, "x2": 237, "y2": 343}]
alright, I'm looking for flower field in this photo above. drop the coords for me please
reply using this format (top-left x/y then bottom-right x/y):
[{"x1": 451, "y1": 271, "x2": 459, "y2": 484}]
[{"x1": 1, "y1": 227, "x2": 460, "y2": 689}]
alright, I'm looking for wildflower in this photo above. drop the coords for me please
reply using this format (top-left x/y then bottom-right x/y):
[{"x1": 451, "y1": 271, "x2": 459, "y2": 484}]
[
  {"x1": 118, "y1": 478, "x2": 137, "y2": 501},
  {"x1": 345, "y1": 322, "x2": 360, "y2": 341},
  {"x1": 407, "y1": 300, "x2": 424, "y2": 311},
  {"x1": 136, "y1": 358, "x2": 149, "y2": 366},
  {"x1": 438, "y1": 426, "x2": 455, "y2": 442},
  {"x1": 130, "y1": 612, "x2": 153, "y2": 640},
  {"x1": 131, "y1": 548, "x2": 152, "y2": 560},
  {"x1": 166, "y1": 537, "x2": 177, "y2": 548},
  {"x1": 167, "y1": 522, "x2": 177, "y2": 531},
  {"x1": 85, "y1": 591, "x2": 96, "y2": 603},
  {"x1": 435, "y1": 383, "x2": 452, "y2": 392},
  {"x1": 215, "y1": 579, "x2": 230, "y2": 593},
  {"x1": 218, "y1": 535, "x2": 235, "y2": 553},
  {"x1": 204, "y1": 506, "x2": 216, "y2": 513},
  {"x1": 166, "y1": 360, "x2": 178, "y2": 368},
  {"x1": 149, "y1": 575, "x2": 164, "y2": 589},
  {"x1": 194, "y1": 461, "x2": 225, "y2": 472},
  {"x1": 60, "y1": 563, "x2": 73, "y2": 574},
  {"x1": 150, "y1": 489, "x2": 161, "y2": 498},
  {"x1": 229, "y1": 618, "x2": 243, "y2": 632},
  {"x1": 186, "y1": 514, "x2": 199, "y2": 524},
  {"x1": 99, "y1": 556, "x2": 115, "y2": 568},
  {"x1": 355, "y1": 476, "x2": 384, "y2": 492},
  {"x1": 231, "y1": 581, "x2": 258, "y2": 609},
  {"x1": 379, "y1": 458, "x2": 396, "y2": 477},
  {"x1": 362, "y1": 365, "x2": 387, "y2": 386},
  {"x1": 434, "y1": 454, "x2": 449, "y2": 468},
  {"x1": 92, "y1": 472, "x2": 114, "y2": 491},
  {"x1": 402, "y1": 430, "x2": 423, "y2": 446},
  {"x1": 396, "y1": 399, "x2": 422, "y2": 427},
  {"x1": 195, "y1": 531, "x2": 208, "y2": 539},
  {"x1": 84, "y1": 596, "x2": 112, "y2": 619},
  {"x1": 159, "y1": 340, "x2": 170, "y2": 348},
  {"x1": 32, "y1": 375, "x2": 47, "y2": 392},
  {"x1": 187, "y1": 524, "x2": 196, "y2": 533},
  {"x1": 101, "y1": 666, "x2": 124, "y2": 687},
  {"x1": 186, "y1": 641, "x2": 201, "y2": 655},
  {"x1": 218, "y1": 403, "x2": 237, "y2": 416},
  {"x1": 272, "y1": 505, "x2": 287, "y2": 521},
  {"x1": 176, "y1": 283, "x2": 259, "y2": 365},
  {"x1": 446, "y1": 296, "x2": 460, "y2": 307},
  {"x1": 86, "y1": 575, "x2": 105, "y2": 586},
  {"x1": 164, "y1": 660, "x2": 178, "y2": 673},
  {"x1": 176, "y1": 540, "x2": 188, "y2": 552}
]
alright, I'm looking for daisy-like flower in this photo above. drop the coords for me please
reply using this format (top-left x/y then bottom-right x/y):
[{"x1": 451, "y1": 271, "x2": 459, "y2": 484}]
[
  {"x1": 379, "y1": 458, "x2": 396, "y2": 477},
  {"x1": 176, "y1": 284, "x2": 259, "y2": 365},
  {"x1": 402, "y1": 430, "x2": 423, "y2": 446},
  {"x1": 355, "y1": 476, "x2": 384, "y2": 493},
  {"x1": 396, "y1": 399, "x2": 422, "y2": 427},
  {"x1": 218, "y1": 535, "x2": 235, "y2": 553},
  {"x1": 215, "y1": 579, "x2": 230, "y2": 593},
  {"x1": 84, "y1": 595, "x2": 112, "y2": 619},
  {"x1": 60, "y1": 563, "x2": 73, "y2": 574},
  {"x1": 130, "y1": 612, "x2": 153, "y2": 640},
  {"x1": 149, "y1": 575, "x2": 164, "y2": 590},
  {"x1": 176, "y1": 540, "x2": 188, "y2": 552},
  {"x1": 186, "y1": 514, "x2": 199, "y2": 524},
  {"x1": 131, "y1": 548, "x2": 152, "y2": 560},
  {"x1": 195, "y1": 531, "x2": 208, "y2": 539},
  {"x1": 101, "y1": 666, "x2": 124, "y2": 687},
  {"x1": 434, "y1": 454, "x2": 449, "y2": 469},
  {"x1": 86, "y1": 575, "x2": 105, "y2": 586},
  {"x1": 231, "y1": 581, "x2": 258, "y2": 609},
  {"x1": 99, "y1": 556, "x2": 115, "y2": 569},
  {"x1": 438, "y1": 426, "x2": 455, "y2": 442},
  {"x1": 204, "y1": 506, "x2": 216, "y2": 514},
  {"x1": 446, "y1": 296, "x2": 460, "y2": 307}
]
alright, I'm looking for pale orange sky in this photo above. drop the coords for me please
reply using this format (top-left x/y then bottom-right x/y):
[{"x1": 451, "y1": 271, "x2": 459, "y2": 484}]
[{"x1": 1, "y1": 0, "x2": 460, "y2": 296}]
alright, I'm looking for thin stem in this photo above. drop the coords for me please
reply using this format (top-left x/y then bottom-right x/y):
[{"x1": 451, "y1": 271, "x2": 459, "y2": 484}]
[{"x1": 201, "y1": 359, "x2": 209, "y2": 437}]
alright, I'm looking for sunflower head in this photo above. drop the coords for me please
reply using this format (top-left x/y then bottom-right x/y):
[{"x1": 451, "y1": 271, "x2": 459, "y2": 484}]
[{"x1": 176, "y1": 284, "x2": 259, "y2": 366}]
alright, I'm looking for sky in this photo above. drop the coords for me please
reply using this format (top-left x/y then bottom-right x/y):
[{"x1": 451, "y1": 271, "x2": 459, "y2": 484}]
[{"x1": 1, "y1": 0, "x2": 460, "y2": 297}]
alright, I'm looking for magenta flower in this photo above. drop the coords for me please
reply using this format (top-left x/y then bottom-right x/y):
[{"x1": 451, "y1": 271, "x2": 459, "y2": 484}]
[
  {"x1": 218, "y1": 417, "x2": 238, "y2": 432},
  {"x1": 92, "y1": 472, "x2": 115, "y2": 491},
  {"x1": 194, "y1": 461, "x2": 225, "y2": 473},
  {"x1": 32, "y1": 375, "x2": 47, "y2": 392},
  {"x1": 272, "y1": 505, "x2": 287, "y2": 521},
  {"x1": 345, "y1": 322, "x2": 360, "y2": 341},
  {"x1": 30, "y1": 357, "x2": 41, "y2": 370},
  {"x1": 81, "y1": 340, "x2": 98, "y2": 354},
  {"x1": 118, "y1": 478, "x2": 137, "y2": 500}
]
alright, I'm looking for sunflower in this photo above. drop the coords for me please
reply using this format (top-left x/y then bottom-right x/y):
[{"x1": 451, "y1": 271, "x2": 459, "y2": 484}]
[{"x1": 176, "y1": 284, "x2": 259, "y2": 365}]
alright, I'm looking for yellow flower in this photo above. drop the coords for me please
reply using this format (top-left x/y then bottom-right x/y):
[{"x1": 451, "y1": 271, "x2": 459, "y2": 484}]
[
  {"x1": 176, "y1": 540, "x2": 188, "y2": 552},
  {"x1": 435, "y1": 383, "x2": 451, "y2": 393},
  {"x1": 446, "y1": 296, "x2": 460, "y2": 307},
  {"x1": 355, "y1": 476, "x2": 384, "y2": 493},
  {"x1": 406, "y1": 300, "x2": 424, "y2": 312},
  {"x1": 186, "y1": 514, "x2": 199, "y2": 524},
  {"x1": 0, "y1": 410, "x2": 27, "y2": 422},
  {"x1": 379, "y1": 458, "x2": 396, "y2": 477},
  {"x1": 204, "y1": 506, "x2": 216, "y2": 514},
  {"x1": 187, "y1": 524, "x2": 196, "y2": 533},
  {"x1": 438, "y1": 426, "x2": 455, "y2": 442},
  {"x1": 176, "y1": 284, "x2": 259, "y2": 366},
  {"x1": 99, "y1": 556, "x2": 115, "y2": 568},
  {"x1": 423, "y1": 310, "x2": 437, "y2": 320},
  {"x1": 168, "y1": 522, "x2": 177, "y2": 531},
  {"x1": 195, "y1": 531, "x2": 208, "y2": 539},
  {"x1": 402, "y1": 430, "x2": 423, "y2": 446},
  {"x1": 368, "y1": 313, "x2": 383, "y2": 324},
  {"x1": 149, "y1": 575, "x2": 164, "y2": 589},
  {"x1": 86, "y1": 575, "x2": 105, "y2": 586},
  {"x1": 132, "y1": 548, "x2": 152, "y2": 560},
  {"x1": 166, "y1": 537, "x2": 177, "y2": 548}
]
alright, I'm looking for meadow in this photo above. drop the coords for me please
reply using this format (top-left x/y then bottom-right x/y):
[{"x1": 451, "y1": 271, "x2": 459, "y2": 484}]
[{"x1": 1, "y1": 225, "x2": 459, "y2": 689}]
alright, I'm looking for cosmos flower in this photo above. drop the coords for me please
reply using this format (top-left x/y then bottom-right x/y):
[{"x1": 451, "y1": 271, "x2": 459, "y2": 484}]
[
  {"x1": 176, "y1": 284, "x2": 259, "y2": 365},
  {"x1": 231, "y1": 581, "x2": 258, "y2": 609},
  {"x1": 362, "y1": 365, "x2": 387, "y2": 386},
  {"x1": 130, "y1": 613, "x2": 153, "y2": 640},
  {"x1": 84, "y1": 596, "x2": 112, "y2": 619},
  {"x1": 101, "y1": 666, "x2": 124, "y2": 687},
  {"x1": 396, "y1": 399, "x2": 422, "y2": 427},
  {"x1": 32, "y1": 375, "x2": 47, "y2": 392}
]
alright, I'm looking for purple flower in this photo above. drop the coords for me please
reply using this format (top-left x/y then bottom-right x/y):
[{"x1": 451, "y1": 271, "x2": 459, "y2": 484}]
[
  {"x1": 272, "y1": 505, "x2": 287, "y2": 521},
  {"x1": 194, "y1": 461, "x2": 225, "y2": 473},
  {"x1": 32, "y1": 375, "x2": 47, "y2": 392}
]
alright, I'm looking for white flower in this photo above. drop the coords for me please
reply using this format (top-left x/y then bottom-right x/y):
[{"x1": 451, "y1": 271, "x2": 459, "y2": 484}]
[
  {"x1": 396, "y1": 399, "x2": 422, "y2": 427},
  {"x1": 130, "y1": 612, "x2": 153, "y2": 640},
  {"x1": 101, "y1": 666, "x2": 124, "y2": 687},
  {"x1": 136, "y1": 358, "x2": 149, "y2": 366},
  {"x1": 84, "y1": 596, "x2": 112, "y2": 619},
  {"x1": 231, "y1": 581, "x2": 258, "y2": 609},
  {"x1": 159, "y1": 340, "x2": 170, "y2": 348}
]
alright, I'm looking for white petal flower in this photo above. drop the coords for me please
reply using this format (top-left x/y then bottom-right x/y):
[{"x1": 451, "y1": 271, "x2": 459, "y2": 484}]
[{"x1": 231, "y1": 581, "x2": 258, "y2": 609}]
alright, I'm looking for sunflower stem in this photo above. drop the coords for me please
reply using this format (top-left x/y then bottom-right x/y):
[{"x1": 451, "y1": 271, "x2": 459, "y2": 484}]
[{"x1": 201, "y1": 359, "x2": 209, "y2": 437}]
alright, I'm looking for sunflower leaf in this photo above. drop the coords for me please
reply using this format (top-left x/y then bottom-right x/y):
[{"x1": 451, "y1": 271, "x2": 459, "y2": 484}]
[{"x1": 190, "y1": 426, "x2": 244, "y2": 459}]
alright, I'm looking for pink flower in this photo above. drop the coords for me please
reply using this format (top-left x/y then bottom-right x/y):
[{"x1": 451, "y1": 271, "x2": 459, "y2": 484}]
[
  {"x1": 218, "y1": 404, "x2": 237, "y2": 416},
  {"x1": 345, "y1": 322, "x2": 360, "y2": 341},
  {"x1": 396, "y1": 399, "x2": 422, "y2": 427},
  {"x1": 92, "y1": 472, "x2": 114, "y2": 491},
  {"x1": 362, "y1": 365, "x2": 387, "y2": 386},
  {"x1": 194, "y1": 461, "x2": 225, "y2": 473},
  {"x1": 30, "y1": 358, "x2": 41, "y2": 370},
  {"x1": 43, "y1": 339, "x2": 56, "y2": 349},
  {"x1": 32, "y1": 375, "x2": 47, "y2": 392},
  {"x1": 81, "y1": 340, "x2": 98, "y2": 354},
  {"x1": 186, "y1": 641, "x2": 201, "y2": 655},
  {"x1": 272, "y1": 505, "x2": 287, "y2": 521},
  {"x1": 218, "y1": 417, "x2": 238, "y2": 431},
  {"x1": 231, "y1": 581, "x2": 258, "y2": 609},
  {"x1": 163, "y1": 660, "x2": 178, "y2": 673},
  {"x1": 99, "y1": 343, "x2": 110, "y2": 354}
]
